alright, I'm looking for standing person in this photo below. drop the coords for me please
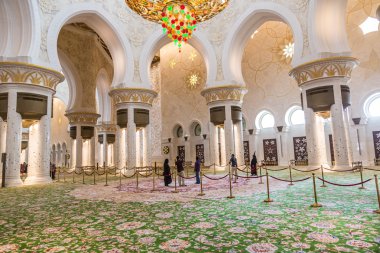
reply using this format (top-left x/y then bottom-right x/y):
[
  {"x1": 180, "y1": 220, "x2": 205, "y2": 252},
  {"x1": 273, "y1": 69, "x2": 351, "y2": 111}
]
[
  {"x1": 251, "y1": 153, "x2": 258, "y2": 176},
  {"x1": 176, "y1": 156, "x2": 185, "y2": 186},
  {"x1": 194, "y1": 156, "x2": 201, "y2": 184},
  {"x1": 229, "y1": 154, "x2": 238, "y2": 182},
  {"x1": 163, "y1": 159, "x2": 172, "y2": 187},
  {"x1": 52, "y1": 163, "x2": 56, "y2": 180}
]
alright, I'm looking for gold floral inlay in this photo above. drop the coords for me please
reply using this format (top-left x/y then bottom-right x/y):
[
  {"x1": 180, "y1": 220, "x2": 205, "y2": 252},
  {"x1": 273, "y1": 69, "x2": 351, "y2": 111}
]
[
  {"x1": 201, "y1": 85, "x2": 248, "y2": 104},
  {"x1": 109, "y1": 88, "x2": 158, "y2": 106}
]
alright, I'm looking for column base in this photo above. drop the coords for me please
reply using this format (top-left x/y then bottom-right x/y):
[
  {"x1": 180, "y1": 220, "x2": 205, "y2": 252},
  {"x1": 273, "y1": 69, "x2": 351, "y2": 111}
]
[
  {"x1": 4, "y1": 177, "x2": 24, "y2": 187},
  {"x1": 24, "y1": 175, "x2": 52, "y2": 185},
  {"x1": 332, "y1": 164, "x2": 352, "y2": 171}
]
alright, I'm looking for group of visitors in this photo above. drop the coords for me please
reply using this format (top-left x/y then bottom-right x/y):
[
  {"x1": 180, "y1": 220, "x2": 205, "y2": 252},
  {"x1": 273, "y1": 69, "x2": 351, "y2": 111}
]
[
  {"x1": 163, "y1": 156, "x2": 201, "y2": 187},
  {"x1": 162, "y1": 152, "x2": 258, "y2": 187}
]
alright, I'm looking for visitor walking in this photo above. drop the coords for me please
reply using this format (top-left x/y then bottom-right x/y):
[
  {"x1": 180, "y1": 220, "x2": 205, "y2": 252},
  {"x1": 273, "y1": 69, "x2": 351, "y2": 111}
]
[
  {"x1": 163, "y1": 159, "x2": 172, "y2": 187},
  {"x1": 229, "y1": 154, "x2": 238, "y2": 182},
  {"x1": 176, "y1": 156, "x2": 185, "y2": 186},
  {"x1": 251, "y1": 152, "x2": 257, "y2": 176},
  {"x1": 194, "y1": 156, "x2": 201, "y2": 184}
]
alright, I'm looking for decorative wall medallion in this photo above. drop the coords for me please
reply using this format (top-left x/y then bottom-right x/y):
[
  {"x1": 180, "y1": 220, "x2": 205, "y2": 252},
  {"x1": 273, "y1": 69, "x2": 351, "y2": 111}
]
[
  {"x1": 163, "y1": 146, "x2": 170, "y2": 155},
  {"x1": 0, "y1": 62, "x2": 64, "y2": 89},
  {"x1": 201, "y1": 85, "x2": 248, "y2": 104},
  {"x1": 109, "y1": 88, "x2": 158, "y2": 106},
  {"x1": 289, "y1": 57, "x2": 359, "y2": 86},
  {"x1": 185, "y1": 71, "x2": 203, "y2": 90}
]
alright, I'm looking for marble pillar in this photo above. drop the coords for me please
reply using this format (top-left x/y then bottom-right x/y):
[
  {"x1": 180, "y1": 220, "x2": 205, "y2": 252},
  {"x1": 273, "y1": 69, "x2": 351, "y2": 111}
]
[
  {"x1": 102, "y1": 133, "x2": 108, "y2": 166},
  {"x1": 0, "y1": 120, "x2": 7, "y2": 177},
  {"x1": 127, "y1": 107, "x2": 136, "y2": 168},
  {"x1": 234, "y1": 121, "x2": 244, "y2": 166},
  {"x1": 208, "y1": 122, "x2": 217, "y2": 166},
  {"x1": 76, "y1": 126, "x2": 82, "y2": 168},
  {"x1": 90, "y1": 136, "x2": 95, "y2": 166},
  {"x1": 5, "y1": 90, "x2": 23, "y2": 187},
  {"x1": 330, "y1": 84, "x2": 352, "y2": 168},
  {"x1": 224, "y1": 105, "x2": 234, "y2": 160}
]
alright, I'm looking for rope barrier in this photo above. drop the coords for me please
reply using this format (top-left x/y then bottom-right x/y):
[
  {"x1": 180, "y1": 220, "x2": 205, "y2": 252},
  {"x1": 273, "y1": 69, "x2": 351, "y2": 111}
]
[
  {"x1": 122, "y1": 171, "x2": 137, "y2": 179},
  {"x1": 363, "y1": 167, "x2": 380, "y2": 171},
  {"x1": 264, "y1": 167, "x2": 289, "y2": 172},
  {"x1": 322, "y1": 167, "x2": 356, "y2": 172},
  {"x1": 177, "y1": 174, "x2": 197, "y2": 179},
  {"x1": 317, "y1": 177, "x2": 372, "y2": 187},
  {"x1": 269, "y1": 175, "x2": 311, "y2": 183},
  {"x1": 292, "y1": 167, "x2": 321, "y2": 173},
  {"x1": 203, "y1": 174, "x2": 229, "y2": 180},
  {"x1": 138, "y1": 172, "x2": 153, "y2": 178},
  {"x1": 236, "y1": 175, "x2": 265, "y2": 179}
]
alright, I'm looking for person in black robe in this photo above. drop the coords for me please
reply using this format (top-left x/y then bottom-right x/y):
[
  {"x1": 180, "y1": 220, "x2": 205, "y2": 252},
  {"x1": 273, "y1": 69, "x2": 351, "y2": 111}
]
[
  {"x1": 251, "y1": 153, "x2": 258, "y2": 176},
  {"x1": 163, "y1": 159, "x2": 172, "y2": 186}
]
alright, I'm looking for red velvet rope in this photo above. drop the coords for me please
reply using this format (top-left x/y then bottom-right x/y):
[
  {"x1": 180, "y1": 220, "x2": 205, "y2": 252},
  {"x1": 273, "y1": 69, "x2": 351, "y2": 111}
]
[
  {"x1": 203, "y1": 174, "x2": 229, "y2": 180},
  {"x1": 265, "y1": 167, "x2": 289, "y2": 172},
  {"x1": 317, "y1": 177, "x2": 372, "y2": 187},
  {"x1": 236, "y1": 175, "x2": 265, "y2": 179},
  {"x1": 269, "y1": 175, "x2": 311, "y2": 183},
  {"x1": 121, "y1": 172, "x2": 137, "y2": 179},
  {"x1": 292, "y1": 167, "x2": 321, "y2": 173},
  {"x1": 363, "y1": 167, "x2": 380, "y2": 171},
  {"x1": 236, "y1": 167, "x2": 250, "y2": 173},
  {"x1": 322, "y1": 167, "x2": 356, "y2": 172}
]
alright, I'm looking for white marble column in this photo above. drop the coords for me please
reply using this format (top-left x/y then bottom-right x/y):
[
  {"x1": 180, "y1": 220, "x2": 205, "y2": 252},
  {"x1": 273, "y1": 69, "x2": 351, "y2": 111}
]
[
  {"x1": 102, "y1": 133, "x2": 108, "y2": 166},
  {"x1": 224, "y1": 105, "x2": 234, "y2": 160},
  {"x1": 219, "y1": 126, "x2": 227, "y2": 165},
  {"x1": 277, "y1": 128, "x2": 289, "y2": 166},
  {"x1": 143, "y1": 124, "x2": 151, "y2": 167},
  {"x1": 208, "y1": 122, "x2": 216, "y2": 166},
  {"x1": 302, "y1": 89, "x2": 328, "y2": 167},
  {"x1": 234, "y1": 121, "x2": 244, "y2": 166},
  {"x1": 0, "y1": 120, "x2": 7, "y2": 177},
  {"x1": 127, "y1": 107, "x2": 136, "y2": 168},
  {"x1": 25, "y1": 113, "x2": 52, "y2": 185},
  {"x1": 76, "y1": 126, "x2": 82, "y2": 168},
  {"x1": 90, "y1": 136, "x2": 95, "y2": 166},
  {"x1": 5, "y1": 90, "x2": 23, "y2": 187},
  {"x1": 330, "y1": 84, "x2": 352, "y2": 168}
]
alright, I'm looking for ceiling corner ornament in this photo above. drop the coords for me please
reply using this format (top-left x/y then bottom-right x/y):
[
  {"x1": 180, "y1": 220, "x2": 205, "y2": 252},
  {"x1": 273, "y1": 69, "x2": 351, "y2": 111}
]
[
  {"x1": 0, "y1": 62, "x2": 65, "y2": 89},
  {"x1": 200, "y1": 85, "x2": 248, "y2": 104},
  {"x1": 65, "y1": 112, "x2": 100, "y2": 125},
  {"x1": 109, "y1": 88, "x2": 158, "y2": 106},
  {"x1": 125, "y1": 0, "x2": 229, "y2": 52},
  {"x1": 289, "y1": 57, "x2": 359, "y2": 87}
]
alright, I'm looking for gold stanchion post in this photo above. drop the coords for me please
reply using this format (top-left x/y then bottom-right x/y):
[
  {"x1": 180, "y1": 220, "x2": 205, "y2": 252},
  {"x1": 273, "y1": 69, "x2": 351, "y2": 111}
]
[
  {"x1": 374, "y1": 175, "x2": 380, "y2": 214},
  {"x1": 93, "y1": 167, "x2": 96, "y2": 185},
  {"x1": 320, "y1": 165, "x2": 327, "y2": 187},
  {"x1": 63, "y1": 168, "x2": 66, "y2": 182},
  {"x1": 151, "y1": 167, "x2": 157, "y2": 192},
  {"x1": 227, "y1": 165, "x2": 235, "y2": 199},
  {"x1": 119, "y1": 168, "x2": 122, "y2": 191},
  {"x1": 289, "y1": 166, "x2": 294, "y2": 186},
  {"x1": 82, "y1": 168, "x2": 85, "y2": 184},
  {"x1": 136, "y1": 169, "x2": 139, "y2": 189},
  {"x1": 198, "y1": 171, "x2": 205, "y2": 196},
  {"x1": 72, "y1": 168, "x2": 75, "y2": 183},
  {"x1": 311, "y1": 173, "x2": 322, "y2": 207},
  {"x1": 263, "y1": 171, "x2": 273, "y2": 203},
  {"x1": 259, "y1": 165, "x2": 263, "y2": 184},
  {"x1": 246, "y1": 165, "x2": 249, "y2": 178},
  {"x1": 172, "y1": 171, "x2": 179, "y2": 193},
  {"x1": 105, "y1": 166, "x2": 109, "y2": 186},
  {"x1": 214, "y1": 163, "x2": 216, "y2": 175},
  {"x1": 359, "y1": 168, "x2": 365, "y2": 189}
]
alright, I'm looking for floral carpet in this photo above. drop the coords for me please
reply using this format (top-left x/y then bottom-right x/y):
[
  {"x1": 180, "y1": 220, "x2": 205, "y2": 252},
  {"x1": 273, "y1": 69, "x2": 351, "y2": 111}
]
[{"x1": 0, "y1": 169, "x2": 379, "y2": 252}]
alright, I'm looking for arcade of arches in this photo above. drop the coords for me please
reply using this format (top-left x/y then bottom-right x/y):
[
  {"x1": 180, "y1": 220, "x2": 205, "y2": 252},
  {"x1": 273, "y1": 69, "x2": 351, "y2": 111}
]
[{"x1": 0, "y1": 0, "x2": 380, "y2": 252}]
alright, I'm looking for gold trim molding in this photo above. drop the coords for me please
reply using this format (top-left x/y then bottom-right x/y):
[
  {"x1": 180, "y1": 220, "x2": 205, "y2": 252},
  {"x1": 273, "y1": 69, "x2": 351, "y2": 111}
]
[
  {"x1": 289, "y1": 57, "x2": 359, "y2": 87},
  {"x1": 96, "y1": 123, "x2": 117, "y2": 133},
  {"x1": 109, "y1": 88, "x2": 158, "y2": 106},
  {"x1": 200, "y1": 85, "x2": 248, "y2": 104},
  {"x1": 0, "y1": 62, "x2": 65, "y2": 89},
  {"x1": 65, "y1": 112, "x2": 100, "y2": 125}
]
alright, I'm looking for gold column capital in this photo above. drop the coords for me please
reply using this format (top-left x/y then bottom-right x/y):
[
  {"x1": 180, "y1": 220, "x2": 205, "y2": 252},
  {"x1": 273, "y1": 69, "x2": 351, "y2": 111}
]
[
  {"x1": 65, "y1": 112, "x2": 100, "y2": 125},
  {"x1": 200, "y1": 85, "x2": 248, "y2": 105},
  {"x1": 289, "y1": 57, "x2": 359, "y2": 87},
  {"x1": 0, "y1": 61, "x2": 65, "y2": 89},
  {"x1": 109, "y1": 87, "x2": 158, "y2": 106}
]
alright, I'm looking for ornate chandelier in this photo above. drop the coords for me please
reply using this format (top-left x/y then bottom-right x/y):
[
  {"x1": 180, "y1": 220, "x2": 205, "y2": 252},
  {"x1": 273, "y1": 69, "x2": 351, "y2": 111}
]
[{"x1": 125, "y1": 0, "x2": 229, "y2": 51}]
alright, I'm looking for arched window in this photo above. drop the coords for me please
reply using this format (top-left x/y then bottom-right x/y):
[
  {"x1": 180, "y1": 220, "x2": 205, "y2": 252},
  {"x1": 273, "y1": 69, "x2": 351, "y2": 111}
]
[
  {"x1": 256, "y1": 111, "x2": 275, "y2": 129},
  {"x1": 290, "y1": 109, "x2": 305, "y2": 125},
  {"x1": 176, "y1": 126, "x2": 183, "y2": 138},
  {"x1": 194, "y1": 124, "x2": 201, "y2": 136},
  {"x1": 364, "y1": 93, "x2": 380, "y2": 118}
]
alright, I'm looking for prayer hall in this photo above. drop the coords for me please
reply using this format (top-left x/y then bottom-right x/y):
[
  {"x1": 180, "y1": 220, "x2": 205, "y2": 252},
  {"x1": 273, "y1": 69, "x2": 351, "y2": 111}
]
[{"x1": 0, "y1": 0, "x2": 380, "y2": 252}]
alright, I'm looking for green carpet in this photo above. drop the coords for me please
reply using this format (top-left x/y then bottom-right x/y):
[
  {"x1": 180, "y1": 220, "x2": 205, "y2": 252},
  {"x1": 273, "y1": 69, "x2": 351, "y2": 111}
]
[{"x1": 0, "y1": 170, "x2": 379, "y2": 252}]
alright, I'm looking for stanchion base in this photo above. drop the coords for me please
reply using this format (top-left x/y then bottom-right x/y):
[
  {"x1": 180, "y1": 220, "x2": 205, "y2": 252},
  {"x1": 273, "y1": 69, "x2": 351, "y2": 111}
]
[
  {"x1": 373, "y1": 210, "x2": 380, "y2": 214},
  {"x1": 320, "y1": 185, "x2": 327, "y2": 188},
  {"x1": 172, "y1": 190, "x2": 179, "y2": 193},
  {"x1": 358, "y1": 186, "x2": 366, "y2": 190},
  {"x1": 264, "y1": 198, "x2": 273, "y2": 203},
  {"x1": 258, "y1": 182, "x2": 264, "y2": 184},
  {"x1": 198, "y1": 193, "x2": 206, "y2": 196},
  {"x1": 289, "y1": 183, "x2": 294, "y2": 186},
  {"x1": 151, "y1": 189, "x2": 159, "y2": 192},
  {"x1": 104, "y1": 184, "x2": 109, "y2": 187},
  {"x1": 227, "y1": 196, "x2": 235, "y2": 199},
  {"x1": 310, "y1": 203, "x2": 322, "y2": 208}
]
